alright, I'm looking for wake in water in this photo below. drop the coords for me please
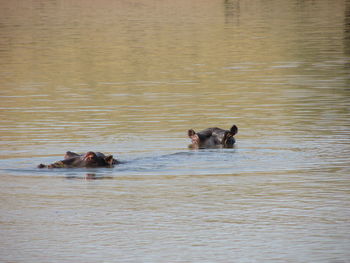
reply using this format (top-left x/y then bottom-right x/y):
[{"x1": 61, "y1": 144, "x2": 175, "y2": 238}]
[{"x1": 0, "y1": 138, "x2": 320, "y2": 178}]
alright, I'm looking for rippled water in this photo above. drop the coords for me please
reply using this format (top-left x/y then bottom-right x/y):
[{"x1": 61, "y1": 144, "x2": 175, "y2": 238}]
[{"x1": 1, "y1": 0, "x2": 350, "y2": 262}]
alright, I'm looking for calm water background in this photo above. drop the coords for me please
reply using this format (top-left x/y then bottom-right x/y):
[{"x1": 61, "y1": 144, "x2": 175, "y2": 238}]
[{"x1": 1, "y1": 0, "x2": 350, "y2": 262}]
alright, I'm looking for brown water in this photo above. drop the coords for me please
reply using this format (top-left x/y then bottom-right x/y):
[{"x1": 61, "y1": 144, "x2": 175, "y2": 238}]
[{"x1": 1, "y1": 0, "x2": 350, "y2": 262}]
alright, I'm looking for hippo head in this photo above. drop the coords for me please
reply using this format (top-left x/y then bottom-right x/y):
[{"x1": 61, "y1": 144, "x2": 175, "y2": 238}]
[
  {"x1": 82, "y1": 151, "x2": 115, "y2": 167},
  {"x1": 188, "y1": 124, "x2": 238, "y2": 149}
]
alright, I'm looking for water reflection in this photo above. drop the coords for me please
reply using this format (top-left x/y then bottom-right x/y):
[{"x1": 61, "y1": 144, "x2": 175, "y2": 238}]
[
  {"x1": 66, "y1": 173, "x2": 114, "y2": 180},
  {"x1": 0, "y1": 0, "x2": 350, "y2": 262},
  {"x1": 344, "y1": 1, "x2": 350, "y2": 62},
  {"x1": 224, "y1": 0, "x2": 240, "y2": 25}
]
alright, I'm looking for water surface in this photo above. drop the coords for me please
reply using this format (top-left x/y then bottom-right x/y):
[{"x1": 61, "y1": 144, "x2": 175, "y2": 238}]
[{"x1": 0, "y1": 0, "x2": 350, "y2": 262}]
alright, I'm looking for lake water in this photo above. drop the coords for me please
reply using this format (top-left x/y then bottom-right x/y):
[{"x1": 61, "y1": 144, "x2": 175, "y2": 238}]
[{"x1": 1, "y1": 0, "x2": 350, "y2": 262}]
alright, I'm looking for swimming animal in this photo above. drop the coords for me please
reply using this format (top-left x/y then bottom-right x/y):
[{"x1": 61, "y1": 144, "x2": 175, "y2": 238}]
[
  {"x1": 188, "y1": 125, "x2": 238, "y2": 149},
  {"x1": 38, "y1": 151, "x2": 118, "y2": 168}
]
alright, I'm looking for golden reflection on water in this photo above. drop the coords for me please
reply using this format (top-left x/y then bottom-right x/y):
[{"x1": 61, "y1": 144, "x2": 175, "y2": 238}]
[
  {"x1": 0, "y1": 0, "x2": 348, "y2": 151},
  {"x1": 0, "y1": 1, "x2": 350, "y2": 261}
]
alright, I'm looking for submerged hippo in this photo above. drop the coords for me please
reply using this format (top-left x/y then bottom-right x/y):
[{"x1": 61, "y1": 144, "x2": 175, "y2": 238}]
[
  {"x1": 188, "y1": 124, "x2": 238, "y2": 149},
  {"x1": 38, "y1": 151, "x2": 119, "y2": 168}
]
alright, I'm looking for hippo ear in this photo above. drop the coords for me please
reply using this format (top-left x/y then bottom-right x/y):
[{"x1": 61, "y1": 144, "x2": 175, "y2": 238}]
[
  {"x1": 105, "y1": 155, "x2": 114, "y2": 165},
  {"x1": 188, "y1": 129, "x2": 196, "y2": 137},
  {"x1": 230, "y1": 125, "x2": 238, "y2": 135}
]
